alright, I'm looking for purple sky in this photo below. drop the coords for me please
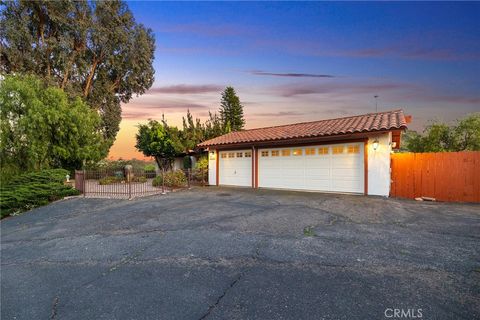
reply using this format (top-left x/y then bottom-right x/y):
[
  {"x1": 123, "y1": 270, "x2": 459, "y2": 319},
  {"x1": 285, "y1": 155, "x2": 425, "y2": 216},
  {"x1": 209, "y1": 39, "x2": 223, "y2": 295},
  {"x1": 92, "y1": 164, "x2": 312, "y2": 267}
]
[{"x1": 110, "y1": 1, "x2": 480, "y2": 159}]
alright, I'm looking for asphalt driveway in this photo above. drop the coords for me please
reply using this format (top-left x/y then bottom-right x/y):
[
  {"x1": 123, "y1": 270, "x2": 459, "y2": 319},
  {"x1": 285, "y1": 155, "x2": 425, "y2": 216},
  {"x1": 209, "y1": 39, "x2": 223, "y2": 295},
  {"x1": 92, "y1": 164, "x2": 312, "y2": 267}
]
[{"x1": 1, "y1": 187, "x2": 479, "y2": 319}]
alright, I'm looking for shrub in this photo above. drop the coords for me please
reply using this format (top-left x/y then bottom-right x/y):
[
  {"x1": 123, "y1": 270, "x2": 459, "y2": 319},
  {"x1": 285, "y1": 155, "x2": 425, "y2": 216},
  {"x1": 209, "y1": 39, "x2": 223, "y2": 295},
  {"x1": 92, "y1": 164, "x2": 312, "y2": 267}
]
[
  {"x1": 152, "y1": 175, "x2": 163, "y2": 187},
  {"x1": 98, "y1": 176, "x2": 123, "y2": 185},
  {"x1": 152, "y1": 170, "x2": 187, "y2": 188},
  {"x1": 86, "y1": 159, "x2": 156, "y2": 171},
  {"x1": 131, "y1": 176, "x2": 147, "y2": 183},
  {"x1": 144, "y1": 164, "x2": 156, "y2": 171},
  {"x1": 193, "y1": 156, "x2": 208, "y2": 182},
  {"x1": 0, "y1": 169, "x2": 79, "y2": 218},
  {"x1": 6, "y1": 169, "x2": 70, "y2": 187},
  {"x1": 0, "y1": 162, "x2": 21, "y2": 187},
  {"x1": 195, "y1": 156, "x2": 208, "y2": 171}
]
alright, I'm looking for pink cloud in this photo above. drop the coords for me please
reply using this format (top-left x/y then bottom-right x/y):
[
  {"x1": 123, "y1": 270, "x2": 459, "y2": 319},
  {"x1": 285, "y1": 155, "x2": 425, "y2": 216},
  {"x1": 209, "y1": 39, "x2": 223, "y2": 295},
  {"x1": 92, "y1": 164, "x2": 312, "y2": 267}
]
[{"x1": 148, "y1": 84, "x2": 223, "y2": 95}]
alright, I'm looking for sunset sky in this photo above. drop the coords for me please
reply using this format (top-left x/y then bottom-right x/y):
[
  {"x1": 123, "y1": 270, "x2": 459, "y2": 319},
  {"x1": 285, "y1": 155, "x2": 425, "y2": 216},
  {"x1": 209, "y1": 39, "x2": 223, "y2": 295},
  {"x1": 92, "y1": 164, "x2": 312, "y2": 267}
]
[{"x1": 108, "y1": 1, "x2": 480, "y2": 160}]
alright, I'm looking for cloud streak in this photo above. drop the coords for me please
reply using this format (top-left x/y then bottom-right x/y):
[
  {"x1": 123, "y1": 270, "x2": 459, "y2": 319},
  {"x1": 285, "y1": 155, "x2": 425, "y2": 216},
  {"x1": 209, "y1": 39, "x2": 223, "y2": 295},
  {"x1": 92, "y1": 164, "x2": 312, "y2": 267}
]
[
  {"x1": 249, "y1": 70, "x2": 334, "y2": 78},
  {"x1": 148, "y1": 84, "x2": 224, "y2": 95},
  {"x1": 121, "y1": 100, "x2": 211, "y2": 121},
  {"x1": 252, "y1": 38, "x2": 480, "y2": 62},
  {"x1": 270, "y1": 81, "x2": 415, "y2": 97}
]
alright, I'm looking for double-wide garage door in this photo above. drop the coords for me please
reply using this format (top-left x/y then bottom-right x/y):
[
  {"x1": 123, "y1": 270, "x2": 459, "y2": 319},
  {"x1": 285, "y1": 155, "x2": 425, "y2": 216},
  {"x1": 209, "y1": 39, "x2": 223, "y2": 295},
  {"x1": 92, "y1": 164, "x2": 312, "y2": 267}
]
[
  {"x1": 258, "y1": 143, "x2": 364, "y2": 193},
  {"x1": 218, "y1": 142, "x2": 364, "y2": 193}
]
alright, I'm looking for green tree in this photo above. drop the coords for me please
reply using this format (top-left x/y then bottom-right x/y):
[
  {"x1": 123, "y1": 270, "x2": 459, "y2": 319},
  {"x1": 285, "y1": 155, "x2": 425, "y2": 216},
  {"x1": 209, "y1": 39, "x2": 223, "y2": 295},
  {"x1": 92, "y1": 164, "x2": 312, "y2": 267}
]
[
  {"x1": 1, "y1": 0, "x2": 155, "y2": 153},
  {"x1": 219, "y1": 86, "x2": 245, "y2": 132},
  {"x1": 180, "y1": 109, "x2": 229, "y2": 149},
  {"x1": 403, "y1": 113, "x2": 480, "y2": 152},
  {"x1": 204, "y1": 111, "x2": 226, "y2": 139},
  {"x1": 0, "y1": 75, "x2": 104, "y2": 174},
  {"x1": 454, "y1": 113, "x2": 480, "y2": 150},
  {"x1": 135, "y1": 120, "x2": 183, "y2": 170},
  {"x1": 182, "y1": 109, "x2": 205, "y2": 151}
]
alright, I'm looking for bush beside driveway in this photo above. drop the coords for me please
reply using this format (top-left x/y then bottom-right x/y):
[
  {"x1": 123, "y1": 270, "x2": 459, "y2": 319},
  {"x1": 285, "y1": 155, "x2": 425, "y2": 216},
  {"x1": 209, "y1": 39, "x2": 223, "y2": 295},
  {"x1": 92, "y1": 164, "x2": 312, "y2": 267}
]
[{"x1": 1, "y1": 187, "x2": 479, "y2": 319}]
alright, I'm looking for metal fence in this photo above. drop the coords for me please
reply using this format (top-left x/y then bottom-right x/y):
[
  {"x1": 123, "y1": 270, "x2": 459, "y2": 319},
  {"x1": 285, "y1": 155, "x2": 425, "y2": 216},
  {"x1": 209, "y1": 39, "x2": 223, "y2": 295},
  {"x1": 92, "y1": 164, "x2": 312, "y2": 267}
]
[{"x1": 75, "y1": 167, "x2": 208, "y2": 199}]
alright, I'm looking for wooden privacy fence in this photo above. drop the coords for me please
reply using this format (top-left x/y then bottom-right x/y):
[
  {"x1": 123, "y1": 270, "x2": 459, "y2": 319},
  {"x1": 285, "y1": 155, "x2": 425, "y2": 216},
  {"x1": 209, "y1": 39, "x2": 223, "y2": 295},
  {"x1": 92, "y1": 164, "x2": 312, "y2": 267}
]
[{"x1": 390, "y1": 151, "x2": 480, "y2": 203}]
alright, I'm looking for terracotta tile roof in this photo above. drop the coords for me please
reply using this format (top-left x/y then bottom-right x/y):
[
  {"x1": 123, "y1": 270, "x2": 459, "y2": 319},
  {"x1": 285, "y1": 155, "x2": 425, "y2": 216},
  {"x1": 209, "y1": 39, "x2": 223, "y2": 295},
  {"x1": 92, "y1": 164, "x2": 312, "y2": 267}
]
[{"x1": 198, "y1": 109, "x2": 407, "y2": 147}]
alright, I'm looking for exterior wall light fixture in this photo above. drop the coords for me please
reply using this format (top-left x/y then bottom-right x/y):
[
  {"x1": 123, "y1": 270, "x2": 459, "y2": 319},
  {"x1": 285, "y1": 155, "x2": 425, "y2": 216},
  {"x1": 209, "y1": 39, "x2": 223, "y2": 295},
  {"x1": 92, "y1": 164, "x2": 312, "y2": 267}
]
[
  {"x1": 209, "y1": 150, "x2": 216, "y2": 160},
  {"x1": 372, "y1": 139, "x2": 379, "y2": 151}
]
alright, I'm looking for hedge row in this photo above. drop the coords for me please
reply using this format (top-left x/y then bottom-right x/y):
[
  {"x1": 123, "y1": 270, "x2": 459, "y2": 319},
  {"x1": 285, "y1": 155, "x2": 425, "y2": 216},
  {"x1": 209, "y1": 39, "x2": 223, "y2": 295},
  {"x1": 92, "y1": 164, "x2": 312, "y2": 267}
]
[{"x1": 1, "y1": 169, "x2": 79, "y2": 218}]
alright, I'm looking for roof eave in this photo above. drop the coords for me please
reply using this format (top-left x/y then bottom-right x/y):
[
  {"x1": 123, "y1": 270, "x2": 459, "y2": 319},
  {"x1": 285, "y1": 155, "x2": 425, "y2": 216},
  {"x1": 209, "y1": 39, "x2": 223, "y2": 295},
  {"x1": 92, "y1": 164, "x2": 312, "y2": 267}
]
[{"x1": 199, "y1": 127, "x2": 406, "y2": 149}]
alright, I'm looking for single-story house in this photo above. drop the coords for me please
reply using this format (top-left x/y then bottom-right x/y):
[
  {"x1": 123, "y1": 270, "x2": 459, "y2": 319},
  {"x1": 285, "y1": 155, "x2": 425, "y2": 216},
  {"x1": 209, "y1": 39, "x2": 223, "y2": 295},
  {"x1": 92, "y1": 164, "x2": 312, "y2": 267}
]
[{"x1": 197, "y1": 109, "x2": 409, "y2": 196}]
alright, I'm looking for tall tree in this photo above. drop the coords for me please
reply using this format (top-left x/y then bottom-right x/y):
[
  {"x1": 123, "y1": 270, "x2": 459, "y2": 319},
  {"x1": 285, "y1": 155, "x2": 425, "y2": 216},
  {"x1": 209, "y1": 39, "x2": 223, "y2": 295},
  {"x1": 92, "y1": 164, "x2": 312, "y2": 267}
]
[
  {"x1": 0, "y1": 0, "x2": 155, "y2": 155},
  {"x1": 0, "y1": 75, "x2": 104, "y2": 173},
  {"x1": 219, "y1": 86, "x2": 245, "y2": 132}
]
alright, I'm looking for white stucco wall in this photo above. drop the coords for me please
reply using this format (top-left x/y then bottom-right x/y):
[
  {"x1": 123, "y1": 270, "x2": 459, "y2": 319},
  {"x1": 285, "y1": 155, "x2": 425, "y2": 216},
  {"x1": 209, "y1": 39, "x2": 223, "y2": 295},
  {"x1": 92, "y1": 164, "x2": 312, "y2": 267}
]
[
  {"x1": 367, "y1": 132, "x2": 392, "y2": 196},
  {"x1": 172, "y1": 158, "x2": 183, "y2": 171},
  {"x1": 208, "y1": 150, "x2": 217, "y2": 186}
]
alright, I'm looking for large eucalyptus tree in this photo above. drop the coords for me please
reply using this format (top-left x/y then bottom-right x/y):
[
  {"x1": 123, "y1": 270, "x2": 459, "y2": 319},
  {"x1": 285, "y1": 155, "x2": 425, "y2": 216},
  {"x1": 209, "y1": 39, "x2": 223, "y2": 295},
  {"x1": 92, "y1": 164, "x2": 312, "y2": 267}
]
[{"x1": 1, "y1": 0, "x2": 155, "y2": 155}]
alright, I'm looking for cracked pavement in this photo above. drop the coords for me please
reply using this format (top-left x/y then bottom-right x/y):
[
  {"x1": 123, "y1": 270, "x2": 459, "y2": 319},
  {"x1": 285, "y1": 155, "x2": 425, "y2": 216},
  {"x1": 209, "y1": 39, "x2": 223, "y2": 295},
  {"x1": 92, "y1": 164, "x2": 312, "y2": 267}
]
[{"x1": 1, "y1": 187, "x2": 479, "y2": 319}]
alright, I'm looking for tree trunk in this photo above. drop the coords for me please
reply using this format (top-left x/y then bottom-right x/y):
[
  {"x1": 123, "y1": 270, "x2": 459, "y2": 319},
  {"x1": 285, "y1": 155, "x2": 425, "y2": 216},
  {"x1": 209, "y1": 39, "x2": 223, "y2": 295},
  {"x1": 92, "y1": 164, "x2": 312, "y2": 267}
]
[
  {"x1": 83, "y1": 58, "x2": 98, "y2": 97},
  {"x1": 154, "y1": 156, "x2": 163, "y2": 171}
]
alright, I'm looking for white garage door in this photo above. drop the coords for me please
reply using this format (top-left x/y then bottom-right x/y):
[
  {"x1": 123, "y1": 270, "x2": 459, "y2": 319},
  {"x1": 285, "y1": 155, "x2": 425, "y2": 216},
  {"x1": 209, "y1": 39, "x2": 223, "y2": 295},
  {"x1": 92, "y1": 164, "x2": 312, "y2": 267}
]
[
  {"x1": 219, "y1": 150, "x2": 252, "y2": 187},
  {"x1": 258, "y1": 143, "x2": 364, "y2": 193}
]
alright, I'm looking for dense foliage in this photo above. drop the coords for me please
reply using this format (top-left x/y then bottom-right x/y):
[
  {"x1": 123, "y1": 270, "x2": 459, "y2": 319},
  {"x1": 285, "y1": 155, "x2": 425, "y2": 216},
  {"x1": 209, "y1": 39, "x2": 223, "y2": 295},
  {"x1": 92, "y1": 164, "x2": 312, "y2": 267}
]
[
  {"x1": 183, "y1": 156, "x2": 192, "y2": 169},
  {"x1": 195, "y1": 157, "x2": 208, "y2": 171},
  {"x1": 135, "y1": 119, "x2": 183, "y2": 170},
  {"x1": 86, "y1": 158, "x2": 156, "y2": 171},
  {"x1": 403, "y1": 113, "x2": 480, "y2": 152},
  {"x1": 0, "y1": 0, "x2": 155, "y2": 152},
  {"x1": 0, "y1": 75, "x2": 104, "y2": 177},
  {"x1": 179, "y1": 110, "x2": 227, "y2": 151},
  {"x1": 194, "y1": 156, "x2": 209, "y2": 181},
  {"x1": 152, "y1": 170, "x2": 187, "y2": 188},
  {"x1": 98, "y1": 175, "x2": 147, "y2": 185},
  {"x1": 0, "y1": 169, "x2": 79, "y2": 218}
]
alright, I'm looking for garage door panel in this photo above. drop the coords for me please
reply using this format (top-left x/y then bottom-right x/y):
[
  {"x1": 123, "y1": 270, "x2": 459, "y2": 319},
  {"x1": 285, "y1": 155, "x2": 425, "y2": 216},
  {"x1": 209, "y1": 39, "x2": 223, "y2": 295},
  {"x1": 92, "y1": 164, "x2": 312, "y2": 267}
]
[
  {"x1": 259, "y1": 143, "x2": 364, "y2": 193},
  {"x1": 332, "y1": 157, "x2": 362, "y2": 168},
  {"x1": 332, "y1": 180, "x2": 363, "y2": 193},
  {"x1": 305, "y1": 179, "x2": 330, "y2": 189},
  {"x1": 305, "y1": 161, "x2": 330, "y2": 168},
  {"x1": 306, "y1": 168, "x2": 330, "y2": 176},
  {"x1": 332, "y1": 168, "x2": 362, "y2": 177}
]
